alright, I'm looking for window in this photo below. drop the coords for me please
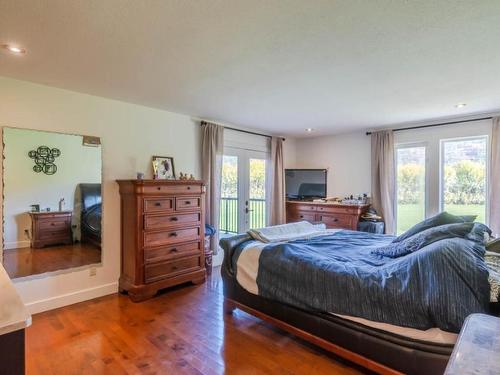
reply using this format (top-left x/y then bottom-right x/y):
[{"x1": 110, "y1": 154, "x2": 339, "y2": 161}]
[
  {"x1": 396, "y1": 145, "x2": 427, "y2": 234},
  {"x1": 393, "y1": 118, "x2": 491, "y2": 235},
  {"x1": 441, "y1": 137, "x2": 488, "y2": 223},
  {"x1": 248, "y1": 158, "x2": 267, "y2": 229},
  {"x1": 220, "y1": 155, "x2": 238, "y2": 234}
]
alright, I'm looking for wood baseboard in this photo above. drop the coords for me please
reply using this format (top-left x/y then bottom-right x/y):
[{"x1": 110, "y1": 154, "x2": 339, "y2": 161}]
[{"x1": 24, "y1": 282, "x2": 118, "y2": 314}]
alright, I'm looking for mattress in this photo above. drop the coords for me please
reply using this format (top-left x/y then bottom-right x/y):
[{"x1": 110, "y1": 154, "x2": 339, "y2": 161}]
[{"x1": 235, "y1": 240, "x2": 458, "y2": 345}]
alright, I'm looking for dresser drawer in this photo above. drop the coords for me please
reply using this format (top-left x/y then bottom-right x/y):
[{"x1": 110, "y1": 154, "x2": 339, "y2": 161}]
[
  {"x1": 38, "y1": 219, "x2": 70, "y2": 231},
  {"x1": 144, "y1": 242, "x2": 202, "y2": 263},
  {"x1": 143, "y1": 198, "x2": 174, "y2": 213},
  {"x1": 316, "y1": 213, "x2": 353, "y2": 229},
  {"x1": 39, "y1": 229, "x2": 70, "y2": 240},
  {"x1": 316, "y1": 205, "x2": 358, "y2": 214},
  {"x1": 142, "y1": 184, "x2": 202, "y2": 195},
  {"x1": 145, "y1": 256, "x2": 202, "y2": 283},
  {"x1": 176, "y1": 197, "x2": 201, "y2": 210},
  {"x1": 288, "y1": 211, "x2": 316, "y2": 222},
  {"x1": 144, "y1": 212, "x2": 201, "y2": 230},
  {"x1": 288, "y1": 204, "x2": 317, "y2": 213},
  {"x1": 144, "y1": 227, "x2": 200, "y2": 247}
]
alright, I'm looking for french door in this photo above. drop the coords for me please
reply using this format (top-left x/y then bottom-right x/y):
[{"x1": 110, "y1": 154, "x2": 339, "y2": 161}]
[{"x1": 220, "y1": 147, "x2": 270, "y2": 235}]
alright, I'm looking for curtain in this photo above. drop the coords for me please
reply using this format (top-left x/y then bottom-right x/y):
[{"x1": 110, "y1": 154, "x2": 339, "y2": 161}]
[
  {"x1": 371, "y1": 130, "x2": 396, "y2": 234},
  {"x1": 201, "y1": 121, "x2": 224, "y2": 254},
  {"x1": 490, "y1": 117, "x2": 500, "y2": 237},
  {"x1": 270, "y1": 137, "x2": 286, "y2": 225}
]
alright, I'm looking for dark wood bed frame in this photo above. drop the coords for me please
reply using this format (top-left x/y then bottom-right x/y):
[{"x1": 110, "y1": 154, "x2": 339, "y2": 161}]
[
  {"x1": 220, "y1": 234, "x2": 455, "y2": 375},
  {"x1": 223, "y1": 298, "x2": 401, "y2": 375}
]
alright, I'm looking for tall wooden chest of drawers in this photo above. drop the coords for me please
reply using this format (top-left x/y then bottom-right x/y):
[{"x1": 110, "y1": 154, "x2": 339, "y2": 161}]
[{"x1": 116, "y1": 180, "x2": 206, "y2": 302}]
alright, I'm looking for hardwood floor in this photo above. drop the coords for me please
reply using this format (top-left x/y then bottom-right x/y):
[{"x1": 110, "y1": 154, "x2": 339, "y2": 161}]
[
  {"x1": 26, "y1": 268, "x2": 366, "y2": 375},
  {"x1": 3, "y1": 243, "x2": 101, "y2": 279}
]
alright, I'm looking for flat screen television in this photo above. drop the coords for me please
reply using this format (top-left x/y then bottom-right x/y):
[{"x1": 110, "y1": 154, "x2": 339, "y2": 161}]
[{"x1": 285, "y1": 169, "x2": 327, "y2": 200}]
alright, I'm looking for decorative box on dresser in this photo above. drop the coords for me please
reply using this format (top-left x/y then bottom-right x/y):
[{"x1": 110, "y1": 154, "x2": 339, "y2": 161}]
[
  {"x1": 116, "y1": 180, "x2": 206, "y2": 302},
  {"x1": 286, "y1": 201, "x2": 369, "y2": 230}
]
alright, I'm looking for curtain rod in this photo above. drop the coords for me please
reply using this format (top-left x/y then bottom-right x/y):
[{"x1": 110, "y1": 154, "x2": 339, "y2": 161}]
[
  {"x1": 365, "y1": 116, "x2": 493, "y2": 136},
  {"x1": 200, "y1": 120, "x2": 285, "y2": 141}
]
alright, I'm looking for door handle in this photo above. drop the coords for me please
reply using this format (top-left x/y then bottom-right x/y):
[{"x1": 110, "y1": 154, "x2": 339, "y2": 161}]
[{"x1": 245, "y1": 207, "x2": 254, "y2": 214}]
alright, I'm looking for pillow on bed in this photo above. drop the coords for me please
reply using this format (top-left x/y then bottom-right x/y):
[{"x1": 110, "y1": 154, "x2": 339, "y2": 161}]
[
  {"x1": 372, "y1": 222, "x2": 474, "y2": 258},
  {"x1": 392, "y1": 212, "x2": 474, "y2": 243},
  {"x1": 465, "y1": 222, "x2": 492, "y2": 244}
]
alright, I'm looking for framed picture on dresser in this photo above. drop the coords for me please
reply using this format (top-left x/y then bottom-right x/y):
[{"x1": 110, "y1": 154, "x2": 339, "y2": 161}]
[{"x1": 152, "y1": 155, "x2": 176, "y2": 180}]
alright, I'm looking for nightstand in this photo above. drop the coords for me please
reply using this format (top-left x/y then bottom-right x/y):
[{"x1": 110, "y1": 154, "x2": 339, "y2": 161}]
[{"x1": 29, "y1": 211, "x2": 73, "y2": 248}]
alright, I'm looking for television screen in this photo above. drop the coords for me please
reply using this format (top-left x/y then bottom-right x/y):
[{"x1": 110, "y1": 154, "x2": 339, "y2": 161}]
[{"x1": 285, "y1": 169, "x2": 327, "y2": 199}]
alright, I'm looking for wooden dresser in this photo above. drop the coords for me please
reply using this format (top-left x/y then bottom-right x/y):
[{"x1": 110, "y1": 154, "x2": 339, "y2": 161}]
[
  {"x1": 29, "y1": 211, "x2": 73, "y2": 248},
  {"x1": 116, "y1": 180, "x2": 206, "y2": 302},
  {"x1": 286, "y1": 201, "x2": 369, "y2": 230}
]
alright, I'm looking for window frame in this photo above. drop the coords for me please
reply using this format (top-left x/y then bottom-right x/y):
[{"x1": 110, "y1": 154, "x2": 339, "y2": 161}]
[{"x1": 438, "y1": 135, "x2": 490, "y2": 224}]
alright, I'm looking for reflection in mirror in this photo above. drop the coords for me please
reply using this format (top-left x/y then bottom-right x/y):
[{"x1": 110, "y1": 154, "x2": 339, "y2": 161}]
[{"x1": 2, "y1": 128, "x2": 102, "y2": 279}]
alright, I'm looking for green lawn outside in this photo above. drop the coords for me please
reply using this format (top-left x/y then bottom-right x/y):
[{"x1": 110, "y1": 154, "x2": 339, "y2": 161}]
[{"x1": 397, "y1": 204, "x2": 485, "y2": 235}]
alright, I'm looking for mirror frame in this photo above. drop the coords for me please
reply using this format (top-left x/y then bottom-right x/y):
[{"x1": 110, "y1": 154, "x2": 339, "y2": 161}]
[{"x1": 1, "y1": 126, "x2": 104, "y2": 280}]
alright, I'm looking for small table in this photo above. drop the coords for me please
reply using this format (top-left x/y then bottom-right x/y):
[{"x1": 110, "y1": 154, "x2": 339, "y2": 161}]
[
  {"x1": 29, "y1": 211, "x2": 73, "y2": 248},
  {"x1": 445, "y1": 314, "x2": 500, "y2": 374}
]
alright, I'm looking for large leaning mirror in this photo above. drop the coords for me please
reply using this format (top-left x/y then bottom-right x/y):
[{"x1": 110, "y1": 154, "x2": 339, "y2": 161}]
[{"x1": 2, "y1": 127, "x2": 102, "y2": 279}]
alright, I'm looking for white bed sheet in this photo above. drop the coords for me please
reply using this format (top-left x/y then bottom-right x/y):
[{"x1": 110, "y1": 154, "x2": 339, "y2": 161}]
[{"x1": 235, "y1": 241, "x2": 458, "y2": 345}]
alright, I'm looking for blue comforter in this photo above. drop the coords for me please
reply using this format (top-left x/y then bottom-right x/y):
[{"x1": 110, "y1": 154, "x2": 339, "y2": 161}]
[{"x1": 235, "y1": 230, "x2": 490, "y2": 333}]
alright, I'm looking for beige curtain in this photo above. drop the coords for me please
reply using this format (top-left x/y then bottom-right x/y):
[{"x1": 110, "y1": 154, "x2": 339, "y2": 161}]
[
  {"x1": 201, "y1": 122, "x2": 224, "y2": 254},
  {"x1": 270, "y1": 137, "x2": 286, "y2": 225},
  {"x1": 371, "y1": 130, "x2": 396, "y2": 234},
  {"x1": 490, "y1": 117, "x2": 500, "y2": 237}
]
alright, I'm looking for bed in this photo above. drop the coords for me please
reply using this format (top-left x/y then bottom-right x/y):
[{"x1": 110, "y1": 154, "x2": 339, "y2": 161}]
[
  {"x1": 220, "y1": 219, "x2": 494, "y2": 375},
  {"x1": 79, "y1": 183, "x2": 102, "y2": 248}
]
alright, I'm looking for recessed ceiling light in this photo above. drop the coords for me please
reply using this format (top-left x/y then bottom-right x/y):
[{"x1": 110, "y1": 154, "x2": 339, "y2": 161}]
[
  {"x1": 2, "y1": 44, "x2": 26, "y2": 54},
  {"x1": 305, "y1": 128, "x2": 314, "y2": 132},
  {"x1": 454, "y1": 103, "x2": 467, "y2": 108}
]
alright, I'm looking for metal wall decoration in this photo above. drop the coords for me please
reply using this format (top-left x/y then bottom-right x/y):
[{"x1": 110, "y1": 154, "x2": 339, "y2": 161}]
[{"x1": 28, "y1": 146, "x2": 61, "y2": 175}]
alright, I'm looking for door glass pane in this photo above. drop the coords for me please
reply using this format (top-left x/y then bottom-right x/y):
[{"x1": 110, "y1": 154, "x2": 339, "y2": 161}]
[
  {"x1": 249, "y1": 158, "x2": 266, "y2": 229},
  {"x1": 220, "y1": 155, "x2": 238, "y2": 234},
  {"x1": 442, "y1": 138, "x2": 487, "y2": 223},
  {"x1": 396, "y1": 146, "x2": 426, "y2": 234}
]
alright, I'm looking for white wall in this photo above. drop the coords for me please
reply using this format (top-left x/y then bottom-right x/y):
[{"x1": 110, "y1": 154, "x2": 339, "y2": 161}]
[
  {"x1": 294, "y1": 132, "x2": 371, "y2": 198},
  {"x1": 283, "y1": 137, "x2": 297, "y2": 169},
  {"x1": 0, "y1": 76, "x2": 201, "y2": 313},
  {"x1": 3, "y1": 128, "x2": 101, "y2": 248}
]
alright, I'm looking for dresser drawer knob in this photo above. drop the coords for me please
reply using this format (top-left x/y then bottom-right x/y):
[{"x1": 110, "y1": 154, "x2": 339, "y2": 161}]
[
  {"x1": 170, "y1": 248, "x2": 178, "y2": 253},
  {"x1": 154, "y1": 202, "x2": 162, "y2": 207},
  {"x1": 157, "y1": 187, "x2": 161, "y2": 190},
  {"x1": 51, "y1": 223, "x2": 55, "y2": 226},
  {"x1": 169, "y1": 232, "x2": 178, "y2": 237},
  {"x1": 185, "y1": 201, "x2": 191, "y2": 205},
  {"x1": 187, "y1": 186, "x2": 191, "y2": 190},
  {"x1": 170, "y1": 217, "x2": 178, "y2": 221},
  {"x1": 172, "y1": 266, "x2": 178, "y2": 270}
]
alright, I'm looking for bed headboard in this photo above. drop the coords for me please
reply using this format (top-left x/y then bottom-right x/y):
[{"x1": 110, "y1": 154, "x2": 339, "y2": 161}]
[{"x1": 79, "y1": 183, "x2": 102, "y2": 211}]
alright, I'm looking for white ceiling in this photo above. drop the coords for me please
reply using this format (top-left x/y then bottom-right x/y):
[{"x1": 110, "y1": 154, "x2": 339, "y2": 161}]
[{"x1": 1, "y1": 0, "x2": 500, "y2": 137}]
